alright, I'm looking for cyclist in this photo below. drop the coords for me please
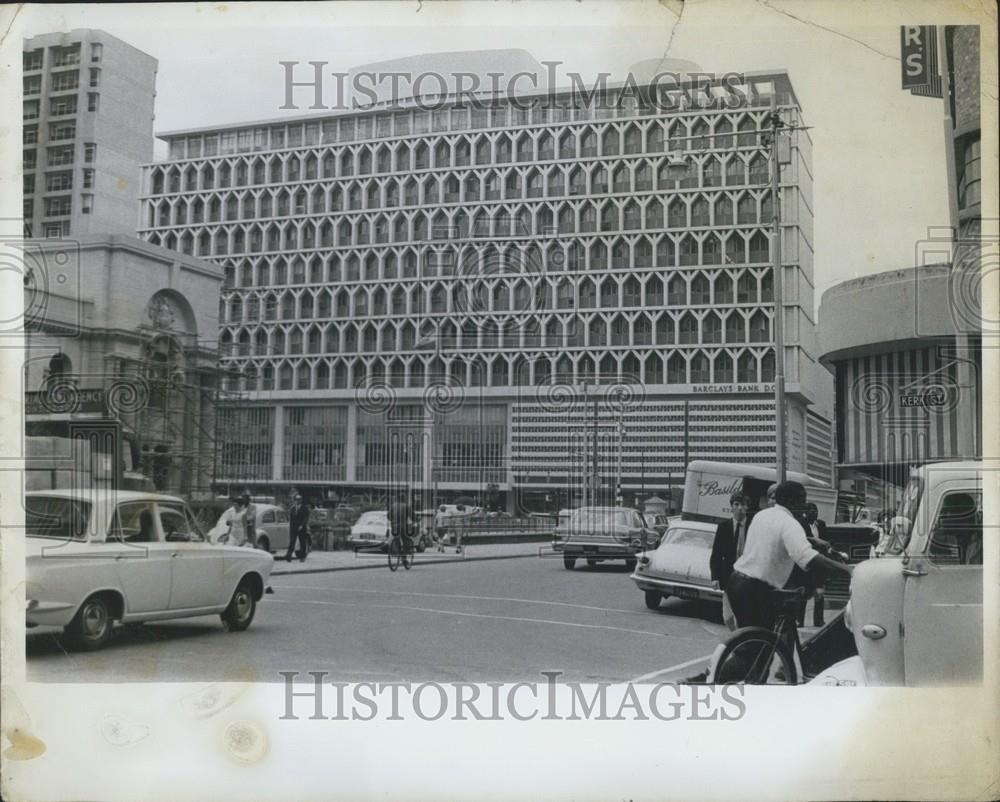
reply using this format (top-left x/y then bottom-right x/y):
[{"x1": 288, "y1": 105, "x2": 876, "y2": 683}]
[
  {"x1": 389, "y1": 500, "x2": 416, "y2": 552},
  {"x1": 726, "y1": 481, "x2": 853, "y2": 632}
]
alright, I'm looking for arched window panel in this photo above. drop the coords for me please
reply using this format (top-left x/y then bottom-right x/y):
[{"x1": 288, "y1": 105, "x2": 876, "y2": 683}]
[
  {"x1": 678, "y1": 313, "x2": 699, "y2": 344},
  {"x1": 748, "y1": 231, "x2": 770, "y2": 263},
  {"x1": 690, "y1": 352, "x2": 711, "y2": 384},
  {"x1": 748, "y1": 311, "x2": 771, "y2": 343},
  {"x1": 725, "y1": 313, "x2": 745, "y2": 344},
  {"x1": 737, "y1": 351, "x2": 757, "y2": 383},
  {"x1": 714, "y1": 351, "x2": 734, "y2": 383},
  {"x1": 703, "y1": 312, "x2": 723, "y2": 344},
  {"x1": 666, "y1": 352, "x2": 686, "y2": 384}
]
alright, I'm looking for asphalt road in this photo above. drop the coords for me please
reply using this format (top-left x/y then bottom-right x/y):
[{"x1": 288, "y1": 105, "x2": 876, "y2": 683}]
[{"x1": 27, "y1": 554, "x2": 727, "y2": 683}]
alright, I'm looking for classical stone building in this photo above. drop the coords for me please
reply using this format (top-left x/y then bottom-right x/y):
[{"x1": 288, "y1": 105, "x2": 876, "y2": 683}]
[{"x1": 24, "y1": 235, "x2": 223, "y2": 498}]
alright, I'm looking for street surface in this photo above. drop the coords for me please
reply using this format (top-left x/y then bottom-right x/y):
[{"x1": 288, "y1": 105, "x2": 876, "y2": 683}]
[{"x1": 27, "y1": 553, "x2": 727, "y2": 683}]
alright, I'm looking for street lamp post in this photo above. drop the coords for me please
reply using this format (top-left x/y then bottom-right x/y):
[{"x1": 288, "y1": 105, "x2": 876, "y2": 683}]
[
  {"x1": 616, "y1": 406, "x2": 624, "y2": 507},
  {"x1": 766, "y1": 97, "x2": 788, "y2": 484}
]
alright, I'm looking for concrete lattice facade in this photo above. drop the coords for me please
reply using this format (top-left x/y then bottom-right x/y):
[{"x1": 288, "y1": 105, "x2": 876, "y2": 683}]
[{"x1": 139, "y1": 68, "x2": 832, "y2": 503}]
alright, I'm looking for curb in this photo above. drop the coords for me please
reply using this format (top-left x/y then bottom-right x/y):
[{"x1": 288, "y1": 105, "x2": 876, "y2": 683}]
[{"x1": 270, "y1": 549, "x2": 541, "y2": 577}]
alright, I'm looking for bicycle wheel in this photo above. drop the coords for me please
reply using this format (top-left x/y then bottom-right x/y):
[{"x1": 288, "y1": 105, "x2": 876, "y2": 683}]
[
  {"x1": 714, "y1": 627, "x2": 797, "y2": 685},
  {"x1": 387, "y1": 537, "x2": 400, "y2": 572},
  {"x1": 401, "y1": 536, "x2": 414, "y2": 570}
]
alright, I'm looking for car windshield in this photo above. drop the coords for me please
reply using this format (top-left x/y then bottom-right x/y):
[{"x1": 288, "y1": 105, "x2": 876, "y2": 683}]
[
  {"x1": 358, "y1": 511, "x2": 387, "y2": 525},
  {"x1": 25, "y1": 496, "x2": 91, "y2": 540},
  {"x1": 663, "y1": 527, "x2": 713, "y2": 548},
  {"x1": 571, "y1": 509, "x2": 630, "y2": 529},
  {"x1": 886, "y1": 474, "x2": 923, "y2": 555}
]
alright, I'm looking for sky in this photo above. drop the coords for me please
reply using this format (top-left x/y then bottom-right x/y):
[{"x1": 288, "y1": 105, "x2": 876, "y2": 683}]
[{"x1": 5, "y1": 0, "x2": 979, "y2": 311}]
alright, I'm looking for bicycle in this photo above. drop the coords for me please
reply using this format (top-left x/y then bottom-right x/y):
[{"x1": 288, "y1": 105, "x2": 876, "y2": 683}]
[
  {"x1": 387, "y1": 532, "x2": 414, "y2": 572},
  {"x1": 713, "y1": 549, "x2": 851, "y2": 685},
  {"x1": 712, "y1": 587, "x2": 806, "y2": 685}
]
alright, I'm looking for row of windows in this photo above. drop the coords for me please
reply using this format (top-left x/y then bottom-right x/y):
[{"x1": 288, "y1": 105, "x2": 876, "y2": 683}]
[
  {"x1": 145, "y1": 183, "x2": 776, "y2": 233},
  {"x1": 164, "y1": 99, "x2": 791, "y2": 159},
  {"x1": 219, "y1": 315, "x2": 775, "y2": 356},
  {"x1": 148, "y1": 226, "x2": 774, "y2": 267},
  {"x1": 23, "y1": 143, "x2": 97, "y2": 171},
  {"x1": 23, "y1": 43, "x2": 100, "y2": 72},
  {"x1": 23, "y1": 94, "x2": 100, "y2": 118},
  {"x1": 23, "y1": 68, "x2": 101, "y2": 95},
  {"x1": 148, "y1": 148, "x2": 774, "y2": 198},
  {"x1": 218, "y1": 349, "x2": 777, "y2": 392},
  {"x1": 219, "y1": 269, "x2": 775, "y2": 319},
  {"x1": 23, "y1": 169, "x2": 95, "y2": 195}
]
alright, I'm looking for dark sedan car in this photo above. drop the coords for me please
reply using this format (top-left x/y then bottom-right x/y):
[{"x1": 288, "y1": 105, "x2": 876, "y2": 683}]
[{"x1": 553, "y1": 506, "x2": 656, "y2": 570}]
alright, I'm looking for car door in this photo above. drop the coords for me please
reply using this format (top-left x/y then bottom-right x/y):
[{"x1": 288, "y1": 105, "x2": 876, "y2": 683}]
[
  {"x1": 158, "y1": 502, "x2": 226, "y2": 611},
  {"x1": 902, "y1": 488, "x2": 983, "y2": 685},
  {"x1": 107, "y1": 501, "x2": 173, "y2": 615},
  {"x1": 257, "y1": 508, "x2": 277, "y2": 551},
  {"x1": 272, "y1": 508, "x2": 290, "y2": 551}
]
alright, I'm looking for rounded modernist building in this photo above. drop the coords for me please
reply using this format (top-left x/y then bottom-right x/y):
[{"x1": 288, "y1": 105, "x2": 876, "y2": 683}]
[{"x1": 818, "y1": 263, "x2": 981, "y2": 509}]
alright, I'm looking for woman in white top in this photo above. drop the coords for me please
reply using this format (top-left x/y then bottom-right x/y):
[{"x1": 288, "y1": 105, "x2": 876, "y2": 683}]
[{"x1": 219, "y1": 498, "x2": 250, "y2": 547}]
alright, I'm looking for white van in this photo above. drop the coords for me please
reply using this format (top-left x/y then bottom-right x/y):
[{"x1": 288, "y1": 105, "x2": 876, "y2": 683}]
[{"x1": 682, "y1": 460, "x2": 837, "y2": 523}]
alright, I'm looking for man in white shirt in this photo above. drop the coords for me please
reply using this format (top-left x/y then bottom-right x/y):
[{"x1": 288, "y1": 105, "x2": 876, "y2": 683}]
[{"x1": 727, "y1": 481, "x2": 852, "y2": 630}]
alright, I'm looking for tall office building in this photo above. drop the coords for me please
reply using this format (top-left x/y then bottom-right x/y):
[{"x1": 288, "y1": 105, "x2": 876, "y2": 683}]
[
  {"x1": 139, "y1": 55, "x2": 832, "y2": 507},
  {"x1": 22, "y1": 29, "x2": 157, "y2": 238}
]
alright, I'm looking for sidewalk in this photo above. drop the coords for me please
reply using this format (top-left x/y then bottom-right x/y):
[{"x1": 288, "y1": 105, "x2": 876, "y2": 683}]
[{"x1": 270, "y1": 541, "x2": 545, "y2": 576}]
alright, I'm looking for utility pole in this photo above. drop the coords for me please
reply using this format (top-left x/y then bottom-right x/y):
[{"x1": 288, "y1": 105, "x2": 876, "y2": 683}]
[
  {"x1": 769, "y1": 95, "x2": 788, "y2": 484},
  {"x1": 591, "y1": 390, "x2": 599, "y2": 507},
  {"x1": 616, "y1": 407, "x2": 624, "y2": 507},
  {"x1": 682, "y1": 399, "x2": 690, "y2": 472}
]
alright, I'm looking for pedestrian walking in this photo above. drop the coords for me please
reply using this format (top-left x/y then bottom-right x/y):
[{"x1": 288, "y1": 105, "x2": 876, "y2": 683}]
[
  {"x1": 284, "y1": 490, "x2": 312, "y2": 562},
  {"x1": 709, "y1": 491, "x2": 751, "y2": 631},
  {"x1": 241, "y1": 490, "x2": 257, "y2": 549},
  {"x1": 220, "y1": 495, "x2": 250, "y2": 547}
]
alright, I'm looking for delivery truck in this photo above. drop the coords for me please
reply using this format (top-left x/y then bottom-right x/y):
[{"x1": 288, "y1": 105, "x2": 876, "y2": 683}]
[{"x1": 681, "y1": 460, "x2": 838, "y2": 524}]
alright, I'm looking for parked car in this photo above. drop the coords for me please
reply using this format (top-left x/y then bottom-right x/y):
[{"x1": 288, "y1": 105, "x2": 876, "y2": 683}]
[
  {"x1": 553, "y1": 506, "x2": 655, "y2": 570},
  {"x1": 550, "y1": 508, "x2": 573, "y2": 544},
  {"x1": 348, "y1": 510, "x2": 429, "y2": 552},
  {"x1": 650, "y1": 514, "x2": 676, "y2": 540},
  {"x1": 348, "y1": 510, "x2": 391, "y2": 551},
  {"x1": 208, "y1": 503, "x2": 290, "y2": 554},
  {"x1": 811, "y1": 460, "x2": 984, "y2": 686},
  {"x1": 24, "y1": 490, "x2": 274, "y2": 651},
  {"x1": 630, "y1": 519, "x2": 721, "y2": 609}
]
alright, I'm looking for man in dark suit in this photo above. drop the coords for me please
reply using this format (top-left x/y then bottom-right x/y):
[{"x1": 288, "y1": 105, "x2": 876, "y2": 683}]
[
  {"x1": 687, "y1": 491, "x2": 751, "y2": 682},
  {"x1": 709, "y1": 491, "x2": 750, "y2": 594},
  {"x1": 284, "y1": 489, "x2": 312, "y2": 563},
  {"x1": 787, "y1": 502, "x2": 832, "y2": 625}
]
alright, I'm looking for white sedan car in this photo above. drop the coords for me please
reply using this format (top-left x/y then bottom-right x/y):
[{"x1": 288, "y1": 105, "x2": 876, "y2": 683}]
[
  {"x1": 25, "y1": 490, "x2": 274, "y2": 651},
  {"x1": 630, "y1": 519, "x2": 722, "y2": 610}
]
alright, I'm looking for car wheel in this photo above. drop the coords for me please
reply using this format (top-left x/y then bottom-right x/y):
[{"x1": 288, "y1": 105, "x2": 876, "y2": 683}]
[
  {"x1": 221, "y1": 581, "x2": 257, "y2": 632},
  {"x1": 256, "y1": 535, "x2": 270, "y2": 553},
  {"x1": 625, "y1": 558, "x2": 637, "y2": 571},
  {"x1": 64, "y1": 594, "x2": 115, "y2": 651},
  {"x1": 644, "y1": 590, "x2": 662, "y2": 611},
  {"x1": 563, "y1": 555, "x2": 576, "y2": 570}
]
